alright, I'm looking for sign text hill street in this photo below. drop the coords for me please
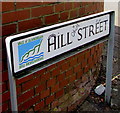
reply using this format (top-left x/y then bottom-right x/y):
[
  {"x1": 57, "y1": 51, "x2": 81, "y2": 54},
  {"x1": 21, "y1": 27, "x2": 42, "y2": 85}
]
[{"x1": 6, "y1": 11, "x2": 110, "y2": 75}]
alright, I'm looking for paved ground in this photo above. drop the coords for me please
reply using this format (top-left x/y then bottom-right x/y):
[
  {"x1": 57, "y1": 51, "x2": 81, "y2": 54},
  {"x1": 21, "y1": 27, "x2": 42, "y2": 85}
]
[
  {"x1": 111, "y1": 27, "x2": 120, "y2": 111},
  {"x1": 76, "y1": 74, "x2": 120, "y2": 112},
  {"x1": 75, "y1": 26, "x2": 120, "y2": 112},
  {"x1": 113, "y1": 27, "x2": 120, "y2": 75}
]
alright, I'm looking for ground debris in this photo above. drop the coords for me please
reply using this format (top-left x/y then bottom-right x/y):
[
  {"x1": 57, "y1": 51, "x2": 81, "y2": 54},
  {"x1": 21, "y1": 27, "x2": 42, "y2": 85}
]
[{"x1": 74, "y1": 66, "x2": 120, "y2": 112}]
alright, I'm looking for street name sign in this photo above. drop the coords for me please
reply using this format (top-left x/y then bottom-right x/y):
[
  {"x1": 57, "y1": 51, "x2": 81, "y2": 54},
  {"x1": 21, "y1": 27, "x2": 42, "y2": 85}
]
[{"x1": 6, "y1": 11, "x2": 111, "y2": 76}]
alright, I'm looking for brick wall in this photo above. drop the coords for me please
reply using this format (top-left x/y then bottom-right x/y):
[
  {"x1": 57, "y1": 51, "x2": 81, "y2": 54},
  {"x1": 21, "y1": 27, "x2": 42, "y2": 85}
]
[{"x1": 1, "y1": 2, "x2": 104, "y2": 112}]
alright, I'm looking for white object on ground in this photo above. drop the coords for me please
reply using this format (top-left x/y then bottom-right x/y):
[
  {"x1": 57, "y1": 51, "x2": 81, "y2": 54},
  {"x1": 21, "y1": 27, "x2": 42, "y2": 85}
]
[
  {"x1": 94, "y1": 74, "x2": 120, "y2": 95},
  {"x1": 94, "y1": 84, "x2": 105, "y2": 95}
]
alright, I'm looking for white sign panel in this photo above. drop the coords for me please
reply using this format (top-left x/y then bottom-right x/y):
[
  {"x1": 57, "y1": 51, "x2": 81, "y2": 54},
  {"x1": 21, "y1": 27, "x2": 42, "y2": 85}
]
[{"x1": 6, "y1": 12, "x2": 110, "y2": 75}]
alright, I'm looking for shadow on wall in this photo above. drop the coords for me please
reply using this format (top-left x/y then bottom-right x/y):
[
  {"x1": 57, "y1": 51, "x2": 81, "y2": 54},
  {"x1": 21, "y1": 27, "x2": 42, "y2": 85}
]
[
  {"x1": 104, "y1": 1, "x2": 120, "y2": 26},
  {"x1": 118, "y1": 1, "x2": 120, "y2": 27}
]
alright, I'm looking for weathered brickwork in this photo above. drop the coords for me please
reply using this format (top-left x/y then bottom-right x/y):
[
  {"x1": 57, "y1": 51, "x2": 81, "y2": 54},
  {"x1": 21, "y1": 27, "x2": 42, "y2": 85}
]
[{"x1": 1, "y1": 2, "x2": 104, "y2": 112}]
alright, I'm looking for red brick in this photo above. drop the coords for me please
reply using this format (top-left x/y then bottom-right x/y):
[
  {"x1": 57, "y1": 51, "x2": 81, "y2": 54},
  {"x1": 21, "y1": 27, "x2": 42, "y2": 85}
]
[
  {"x1": 70, "y1": 9, "x2": 78, "y2": 19},
  {"x1": 16, "y1": 73, "x2": 34, "y2": 85},
  {"x1": 84, "y1": 65, "x2": 90, "y2": 73},
  {"x1": 85, "y1": 5, "x2": 92, "y2": 14},
  {"x1": 77, "y1": 53, "x2": 84, "y2": 62},
  {"x1": 74, "y1": 64, "x2": 81, "y2": 73},
  {"x1": 56, "y1": 59, "x2": 65, "y2": 66},
  {"x1": 56, "y1": 89, "x2": 64, "y2": 99},
  {"x1": 93, "y1": 52, "x2": 97, "y2": 61},
  {"x1": 0, "y1": 38, "x2": 2, "y2": 49},
  {"x1": 17, "y1": 9, "x2": 30, "y2": 20},
  {"x1": 94, "y1": 45, "x2": 98, "y2": 51},
  {"x1": 18, "y1": 95, "x2": 40, "y2": 111},
  {"x1": 34, "y1": 68, "x2": 46, "y2": 77},
  {"x1": 2, "y1": 24, "x2": 16, "y2": 36},
  {"x1": 2, "y1": 2, "x2": 15, "y2": 12},
  {"x1": 16, "y1": 86, "x2": 21, "y2": 95},
  {"x1": 89, "y1": 60, "x2": 94, "y2": 69},
  {"x1": 0, "y1": 49, "x2": 7, "y2": 61},
  {"x1": 2, "y1": 61, "x2": 7, "y2": 72},
  {"x1": 66, "y1": 68, "x2": 73, "y2": 77},
  {"x1": 51, "y1": 84, "x2": 59, "y2": 93},
  {"x1": 69, "y1": 58, "x2": 77, "y2": 66},
  {"x1": 46, "y1": 64, "x2": 56, "y2": 71},
  {"x1": 45, "y1": 14, "x2": 59, "y2": 25},
  {"x1": 16, "y1": 2, "x2": 50, "y2": 9},
  {"x1": 65, "y1": 2, "x2": 73, "y2": 10},
  {"x1": 18, "y1": 18, "x2": 42, "y2": 32},
  {"x1": 91, "y1": 4, "x2": 97, "y2": 13},
  {"x1": 97, "y1": 2, "x2": 101, "y2": 9},
  {"x1": 90, "y1": 47, "x2": 95, "y2": 55},
  {"x1": 34, "y1": 2, "x2": 51, "y2": 6},
  {"x1": 34, "y1": 100, "x2": 44, "y2": 111},
  {"x1": 22, "y1": 77, "x2": 40, "y2": 91},
  {"x1": 41, "y1": 89, "x2": 50, "y2": 99},
  {"x1": 66, "y1": 55, "x2": 73, "y2": 61},
  {"x1": 57, "y1": 73, "x2": 65, "y2": 82},
  {"x1": 1, "y1": 60, "x2": 8, "y2": 72},
  {"x1": 0, "y1": 72, "x2": 2, "y2": 82},
  {"x1": 0, "y1": 25, "x2": 1, "y2": 37},
  {"x1": 0, "y1": 61, "x2": 2, "y2": 72},
  {"x1": 1, "y1": 102, "x2": 8, "y2": 112},
  {"x1": 16, "y1": 2, "x2": 37, "y2": 9},
  {"x1": 87, "y1": 55, "x2": 92, "y2": 64},
  {"x1": 0, "y1": 52, "x2": 2, "y2": 63},
  {"x1": 1, "y1": 36, "x2": 6, "y2": 49},
  {"x1": 60, "y1": 11, "x2": 69, "y2": 21},
  {"x1": 1, "y1": 71, "x2": 8, "y2": 82},
  {"x1": 2, "y1": 91, "x2": 10, "y2": 102},
  {"x1": 91, "y1": 3, "x2": 97, "y2": 12},
  {"x1": 17, "y1": 89, "x2": 34, "y2": 104},
  {"x1": 2, "y1": 61, "x2": 8, "y2": 72},
  {"x1": 61, "y1": 62, "x2": 69, "y2": 72},
  {"x1": 2, "y1": 9, "x2": 30, "y2": 24},
  {"x1": 59, "y1": 79, "x2": 68, "y2": 88},
  {"x1": 55, "y1": 3, "x2": 64, "y2": 12},
  {"x1": 35, "y1": 82, "x2": 46, "y2": 94},
  {"x1": 41, "y1": 72, "x2": 51, "y2": 82},
  {"x1": 47, "y1": 78, "x2": 56, "y2": 88},
  {"x1": 69, "y1": 75, "x2": 76, "y2": 83},
  {"x1": 46, "y1": 95, "x2": 54, "y2": 105},
  {"x1": 85, "y1": 50, "x2": 90, "y2": 59},
  {"x1": 81, "y1": 60, "x2": 87, "y2": 68},
  {"x1": 0, "y1": 84, "x2": 2, "y2": 94},
  {"x1": 32, "y1": 5, "x2": 53, "y2": 17},
  {"x1": 0, "y1": 82, "x2": 7, "y2": 93},
  {"x1": 73, "y1": 2, "x2": 81, "y2": 8},
  {"x1": 81, "y1": 2, "x2": 89, "y2": 7},
  {"x1": 77, "y1": 70, "x2": 83, "y2": 79},
  {"x1": 79, "y1": 7, "x2": 85, "y2": 16},
  {"x1": 51, "y1": 68, "x2": 60, "y2": 77}
]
